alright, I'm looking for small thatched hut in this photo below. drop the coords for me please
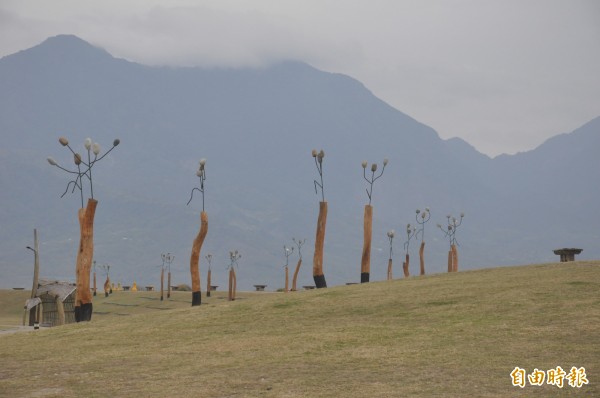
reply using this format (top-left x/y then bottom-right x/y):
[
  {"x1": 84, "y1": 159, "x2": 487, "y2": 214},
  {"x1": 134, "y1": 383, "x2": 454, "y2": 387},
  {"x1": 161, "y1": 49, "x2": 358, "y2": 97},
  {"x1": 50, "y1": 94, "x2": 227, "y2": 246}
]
[{"x1": 24, "y1": 279, "x2": 76, "y2": 327}]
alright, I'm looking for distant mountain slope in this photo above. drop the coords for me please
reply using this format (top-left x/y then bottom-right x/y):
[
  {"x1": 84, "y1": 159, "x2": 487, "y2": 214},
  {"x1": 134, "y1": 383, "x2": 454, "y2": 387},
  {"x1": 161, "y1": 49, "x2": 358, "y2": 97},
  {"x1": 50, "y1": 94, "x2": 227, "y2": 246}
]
[{"x1": 1, "y1": 35, "x2": 598, "y2": 289}]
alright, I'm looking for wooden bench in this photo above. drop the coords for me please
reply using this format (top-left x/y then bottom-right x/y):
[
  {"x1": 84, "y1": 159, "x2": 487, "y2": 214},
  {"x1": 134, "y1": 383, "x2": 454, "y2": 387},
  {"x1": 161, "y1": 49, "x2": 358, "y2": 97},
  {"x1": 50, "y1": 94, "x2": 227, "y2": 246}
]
[
  {"x1": 253, "y1": 285, "x2": 267, "y2": 291},
  {"x1": 145, "y1": 286, "x2": 155, "y2": 291},
  {"x1": 302, "y1": 285, "x2": 316, "y2": 290}
]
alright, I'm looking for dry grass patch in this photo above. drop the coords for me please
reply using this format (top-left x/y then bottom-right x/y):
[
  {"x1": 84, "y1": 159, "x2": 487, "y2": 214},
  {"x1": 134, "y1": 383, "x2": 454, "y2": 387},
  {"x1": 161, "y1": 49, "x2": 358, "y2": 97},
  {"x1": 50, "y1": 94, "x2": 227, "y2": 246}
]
[{"x1": 1, "y1": 261, "x2": 599, "y2": 397}]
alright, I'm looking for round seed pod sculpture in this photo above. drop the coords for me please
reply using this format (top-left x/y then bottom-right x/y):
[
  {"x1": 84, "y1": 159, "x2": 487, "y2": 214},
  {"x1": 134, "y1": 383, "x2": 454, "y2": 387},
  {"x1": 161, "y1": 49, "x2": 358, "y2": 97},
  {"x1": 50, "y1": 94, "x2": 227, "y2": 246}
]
[
  {"x1": 403, "y1": 224, "x2": 417, "y2": 277},
  {"x1": 291, "y1": 238, "x2": 306, "y2": 291},
  {"x1": 415, "y1": 208, "x2": 431, "y2": 275},
  {"x1": 187, "y1": 159, "x2": 208, "y2": 306},
  {"x1": 47, "y1": 136, "x2": 120, "y2": 322},
  {"x1": 360, "y1": 158, "x2": 388, "y2": 283},
  {"x1": 437, "y1": 212, "x2": 464, "y2": 272},
  {"x1": 283, "y1": 245, "x2": 294, "y2": 292},
  {"x1": 311, "y1": 149, "x2": 328, "y2": 288},
  {"x1": 386, "y1": 230, "x2": 395, "y2": 280}
]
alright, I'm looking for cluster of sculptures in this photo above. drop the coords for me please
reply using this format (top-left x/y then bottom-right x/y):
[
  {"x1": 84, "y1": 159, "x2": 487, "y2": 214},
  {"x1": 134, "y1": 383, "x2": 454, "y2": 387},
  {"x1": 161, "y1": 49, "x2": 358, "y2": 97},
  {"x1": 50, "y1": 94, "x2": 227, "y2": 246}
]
[{"x1": 48, "y1": 137, "x2": 465, "y2": 322}]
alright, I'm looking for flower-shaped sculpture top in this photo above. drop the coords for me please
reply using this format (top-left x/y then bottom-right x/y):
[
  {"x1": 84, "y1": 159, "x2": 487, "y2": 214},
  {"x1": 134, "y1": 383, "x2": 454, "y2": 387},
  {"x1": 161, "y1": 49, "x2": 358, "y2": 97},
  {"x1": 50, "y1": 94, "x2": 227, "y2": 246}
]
[{"x1": 47, "y1": 136, "x2": 120, "y2": 207}]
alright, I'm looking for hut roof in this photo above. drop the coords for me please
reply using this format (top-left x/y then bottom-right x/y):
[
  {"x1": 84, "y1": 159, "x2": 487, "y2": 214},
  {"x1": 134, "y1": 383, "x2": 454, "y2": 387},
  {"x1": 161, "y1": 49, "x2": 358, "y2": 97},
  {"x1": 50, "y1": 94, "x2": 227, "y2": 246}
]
[
  {"x1": 25, "y1": 297, "x2": 42, "y2": 310},
  {"x1": 36, "y1": 279, "x2": 76, "y2": 302}
]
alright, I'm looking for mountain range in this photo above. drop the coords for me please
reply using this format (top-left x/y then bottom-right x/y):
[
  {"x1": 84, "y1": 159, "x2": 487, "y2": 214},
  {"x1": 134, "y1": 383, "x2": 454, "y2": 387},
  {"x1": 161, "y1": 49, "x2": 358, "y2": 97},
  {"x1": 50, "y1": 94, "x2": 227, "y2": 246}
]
[{"x1": 1, "y1": 35, "x2": 598, "y2": 290}]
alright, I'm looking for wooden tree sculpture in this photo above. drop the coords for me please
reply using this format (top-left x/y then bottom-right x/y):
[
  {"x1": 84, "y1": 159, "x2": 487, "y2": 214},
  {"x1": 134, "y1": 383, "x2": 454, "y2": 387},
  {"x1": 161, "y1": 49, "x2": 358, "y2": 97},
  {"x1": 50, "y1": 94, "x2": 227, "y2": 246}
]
[
  {"x1": 415, "y1": 208, "x2": 431, "y2": 276},
  {"x1": 205, "y1": 254, "x2": 213, "y2": 297},
  {"x1": 228, "y1": 250, "x2": 241, "y2": 301},
  {"x1": 403, "y1": 224, "x2": 417, "y2": 278},
  {"x1": 437, "y1": 213, "x2": 464, "y2": 272},
  {"x1": 386, "y1": 230, "x2": 395, "y2": 280},
  {"x1": 47, "y1": 136, "x2": 120, "y2": 322},
  {"x1": 161, "y1": 253, "x2": 174, "y2": 299},
  {"x1": 100, "y1": 264, "x2": 111, "y2": 298},
  {"x1": 311, "y1": 149, "x2": 328, "y2": 288},
  {"x1": 291, "y1": 238, "x2": 306, "y2": 291},
  {"x1": 360, "y1": 158, "x2": 388, "y2": 283},
  {"x1": 283, "y1": 245, "x2": 294, "y2": 292},
  {"x1": 188, "y1": 159, "x2": 208, "y2": 306}
]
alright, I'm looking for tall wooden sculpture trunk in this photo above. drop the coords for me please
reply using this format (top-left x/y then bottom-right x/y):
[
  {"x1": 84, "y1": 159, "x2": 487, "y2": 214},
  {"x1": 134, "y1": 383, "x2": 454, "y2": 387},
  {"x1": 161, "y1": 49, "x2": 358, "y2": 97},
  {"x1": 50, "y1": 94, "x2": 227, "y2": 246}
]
[
  {"x1": 285, "y1": 267, "x2": 289, "y2": 292},
  {"x1": 312, "y1": 201, "x2": 328, "y2": 288},
  {"x1": 103, "y1": 277, "x2": 110, "y2": 298},
  {"x1": 291, "y1": 258, "x2": 302, "y2": 291},
  {"x1": 228, "y1": 269, "x2": 237, "y2": 301},
  {"x1": 451, "y1": 244, "x2": 458, "y2": 272},
  {"x1": 74, "y1": 198, "x2": 97, "y2": 322},
  {"x1": 403, "y1": 254, "x2": 410, "y2": 278},
  {"x1": 190, "y1": 211, "x2": 208, "y2": 306},
  {"x1": 206, "y1": 269, "x2": 212, "y2": 297},
  {"x1": 360, "y1": 205, "x2": 373, "y2": 283},
  {"x1": 160, "y1": 268, "x2": 165, "y2": 301},
  {"x1": 167, "y1": 270, "x2": 171, "y2": 299},
  {"x1": 419, "y1": 242, "x2": 426, "y2": 276},
  {"x1": 387, "y1": 258, "x2": 393, "y2": 280}
]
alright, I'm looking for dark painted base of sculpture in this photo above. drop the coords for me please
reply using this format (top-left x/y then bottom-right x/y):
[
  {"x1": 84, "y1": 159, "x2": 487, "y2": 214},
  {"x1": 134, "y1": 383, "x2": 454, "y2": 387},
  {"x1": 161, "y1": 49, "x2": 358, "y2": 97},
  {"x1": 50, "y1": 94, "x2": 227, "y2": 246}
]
[
  {"x1": 314, "y1": 274, "x2": 327, "y2": 288},
  {"x1": 74, "y1": 303, "x2": 93, "y2": 322},
  {"x1": 192, "y1": 291, "x2": 202, "y2": 306},
  {"x1": 206, "y1": 291, "x2": 211, "y2": 297},
  {"x1": 361, "y1": 272, "x2": 370, "y2": 283}
]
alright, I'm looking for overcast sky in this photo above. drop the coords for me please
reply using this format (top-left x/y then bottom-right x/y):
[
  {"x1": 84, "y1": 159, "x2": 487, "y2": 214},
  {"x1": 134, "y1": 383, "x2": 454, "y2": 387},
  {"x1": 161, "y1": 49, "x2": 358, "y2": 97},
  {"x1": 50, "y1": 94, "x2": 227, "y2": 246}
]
[{"x1": 1, "y1": 0, "x2": 598, "y2": 157}]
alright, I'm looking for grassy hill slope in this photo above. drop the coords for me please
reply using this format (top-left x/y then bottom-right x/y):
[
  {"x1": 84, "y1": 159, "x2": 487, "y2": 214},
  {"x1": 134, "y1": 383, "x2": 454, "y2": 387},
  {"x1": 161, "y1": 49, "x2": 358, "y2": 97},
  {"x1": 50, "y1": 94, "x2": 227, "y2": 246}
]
[{"x1": 1, "y1": 261, "x2": 599, "y2": 397}]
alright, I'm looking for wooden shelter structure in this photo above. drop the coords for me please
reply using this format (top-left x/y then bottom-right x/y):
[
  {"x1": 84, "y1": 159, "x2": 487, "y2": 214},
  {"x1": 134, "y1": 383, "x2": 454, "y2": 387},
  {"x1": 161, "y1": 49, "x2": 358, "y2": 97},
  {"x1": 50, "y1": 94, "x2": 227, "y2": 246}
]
[{"x1": 24, "y1": 279, "x2": 77, "y2": 327}]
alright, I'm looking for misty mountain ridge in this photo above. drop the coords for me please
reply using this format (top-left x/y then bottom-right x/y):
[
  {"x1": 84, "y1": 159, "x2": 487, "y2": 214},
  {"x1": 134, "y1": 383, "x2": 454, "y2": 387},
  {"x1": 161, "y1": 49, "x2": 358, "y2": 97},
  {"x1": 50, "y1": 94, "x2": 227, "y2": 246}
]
[{"x1": 1, "y1": 35, "x2": 598, "y2": 290}]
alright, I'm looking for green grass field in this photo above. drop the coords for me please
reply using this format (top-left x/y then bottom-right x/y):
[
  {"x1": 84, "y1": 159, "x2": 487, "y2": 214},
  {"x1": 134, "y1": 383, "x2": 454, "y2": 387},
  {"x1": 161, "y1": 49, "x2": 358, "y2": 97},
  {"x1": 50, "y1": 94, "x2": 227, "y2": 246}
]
[{"x1": 1, "y1": 261, "x2": 598, "y2": 397}]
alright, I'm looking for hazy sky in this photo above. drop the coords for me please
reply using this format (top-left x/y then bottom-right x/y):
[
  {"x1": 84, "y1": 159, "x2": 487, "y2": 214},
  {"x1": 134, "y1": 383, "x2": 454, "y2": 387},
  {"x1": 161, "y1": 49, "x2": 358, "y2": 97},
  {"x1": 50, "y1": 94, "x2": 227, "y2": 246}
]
[{"x1": 1, "y1": 0, "x2": 598, "y2": 156}]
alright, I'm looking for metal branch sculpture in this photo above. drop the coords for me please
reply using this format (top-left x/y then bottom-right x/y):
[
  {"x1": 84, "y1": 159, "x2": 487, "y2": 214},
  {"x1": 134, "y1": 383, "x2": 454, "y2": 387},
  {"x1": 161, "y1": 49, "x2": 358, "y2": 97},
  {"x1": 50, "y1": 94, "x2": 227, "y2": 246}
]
[
  {"x1": 47, "y1": 135, "x2": 120, "y2": 322},
  {"x1": 291, "y1": 238, "x2": 306, "y2": 291},
  {"x1": 415, "y1": 208, "x2": 431, "y2": 276},
  {"x1": 311, "y1": 149, "x2": 327, "y2": 288},
  {"x1": 93, "y1": 260, "x2": 97, "y2": 297},
  {"x1": 403, "y1": 224, "x2": 417, "y2": 278},
  {"x1": 188, "y1": 159, "x2": 208, "y2": 306},
  {"x1": 205, "y1": 254, "x2": 213, "y2": 297},
  {"x1": 161, "y1": 253, "x2": 174, "y2": 300},
  {"x1": 386, "y1": 230, "x2": 395, "y2": 280},
  {"x1": 228, "y1": 250, "x2": 241, "y2": 301},
  {"x1": 282, "y1": 245, "x2": 294, "y2": 293},
  {"x1": 360, "y1": 158, "x2": 388, "y2": 283},
  {"x1": 437, "y1": 212, "x2": 464, "y2": 272}
]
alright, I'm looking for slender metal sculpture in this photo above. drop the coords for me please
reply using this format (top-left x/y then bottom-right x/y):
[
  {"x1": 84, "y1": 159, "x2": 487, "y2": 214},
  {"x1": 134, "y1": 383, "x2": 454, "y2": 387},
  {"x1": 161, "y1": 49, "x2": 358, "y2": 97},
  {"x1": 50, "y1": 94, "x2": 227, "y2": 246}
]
[
  {"x1": 188, "y1": 159, "x2": 208, "y2": 306},
  {"x1": 205, "y1": 254, "x2": 213, "y2": 297},
  {"x1": 48, "y1": 136, "x2": 120, "y2": 322},
  {"x1": 311, "y1": 149, "x2": 328, "y2": 288},
  {"x1": 161, "y1": 253, "x2": 174, "y2": 299},
  {"x1": 25, "y1": 229, "x2": 40, "y2": 326},
  {"x1": 403, "y1": 224, "x2": 416, "y2": 277},
  {"x1": 386, "y1": 230, "x2": 395, "y2": 280},
  {"x1": 291, "y1": 238, "x2": 306, "y2": 291},
  {"x1": 283, "y1": 245, "x2": 294, "y2": 292},
  {"x1": 415, "y1": 208, "x2": 431, "y2": 276},
  {"x1": 92, "y1": 260, "x2": 97, "y2": 297},
  {"x1": 437, "y1": 213, "x2": 464, "y2": 272},
  {"x1": 228, "y1": 250, "x2": 241, "y2": 301},
  {"x1": 360, "y1": 158, "x2": 388, "y2": 283}
]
